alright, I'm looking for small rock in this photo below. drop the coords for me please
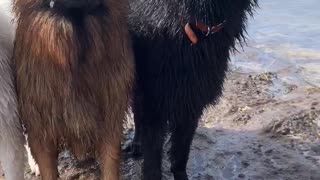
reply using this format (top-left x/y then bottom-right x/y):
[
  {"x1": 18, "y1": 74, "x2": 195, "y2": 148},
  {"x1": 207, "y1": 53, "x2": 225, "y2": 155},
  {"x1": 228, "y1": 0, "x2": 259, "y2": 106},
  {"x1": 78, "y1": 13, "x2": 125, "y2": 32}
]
[
  {"x1": 310, "y1": 145, "x2": 320, "y2": 154},
  {"x1": 265, "y1": 149, "x2": 273, "y2": 155},
  {"x1": 238, "y1": 173, "x2": 246, "y2": 178},
  {"x1": 241, "y1": 161, "x2": 250, "y2": 168}
]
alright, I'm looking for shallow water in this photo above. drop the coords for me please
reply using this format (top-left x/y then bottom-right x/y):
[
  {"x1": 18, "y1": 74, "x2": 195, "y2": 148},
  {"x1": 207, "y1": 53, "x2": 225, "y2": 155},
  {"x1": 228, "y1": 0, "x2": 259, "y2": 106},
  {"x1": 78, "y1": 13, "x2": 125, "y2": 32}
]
[{"x1": 231, "y1": 0, "x2": 320, "y2": 86}]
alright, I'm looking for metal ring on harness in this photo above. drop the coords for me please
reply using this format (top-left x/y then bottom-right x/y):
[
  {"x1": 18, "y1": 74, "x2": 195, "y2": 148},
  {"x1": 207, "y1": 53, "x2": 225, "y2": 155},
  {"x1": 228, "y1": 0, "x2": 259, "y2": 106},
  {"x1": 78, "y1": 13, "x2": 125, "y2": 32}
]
[{"x1": 205, "y1": 27, "x2": 211, "y2": 36}]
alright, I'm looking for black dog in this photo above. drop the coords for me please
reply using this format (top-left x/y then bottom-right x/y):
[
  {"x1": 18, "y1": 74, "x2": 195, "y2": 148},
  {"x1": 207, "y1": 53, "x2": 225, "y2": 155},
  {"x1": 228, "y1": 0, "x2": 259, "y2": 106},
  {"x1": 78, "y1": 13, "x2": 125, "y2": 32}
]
[{"x1": 125, "y1": 0, "x2": 258, "y2": 179}]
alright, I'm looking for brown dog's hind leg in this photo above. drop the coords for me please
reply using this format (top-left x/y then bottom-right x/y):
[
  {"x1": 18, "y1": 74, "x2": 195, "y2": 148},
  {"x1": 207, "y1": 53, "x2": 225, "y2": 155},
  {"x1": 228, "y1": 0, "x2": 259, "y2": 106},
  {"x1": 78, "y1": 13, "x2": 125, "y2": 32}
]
[
  {"x1": 28, "y1": 134, "x2": 59, "y2": 180},
  {"x1": 98, "y1": 139, "x2": 121, "y2": 180}
]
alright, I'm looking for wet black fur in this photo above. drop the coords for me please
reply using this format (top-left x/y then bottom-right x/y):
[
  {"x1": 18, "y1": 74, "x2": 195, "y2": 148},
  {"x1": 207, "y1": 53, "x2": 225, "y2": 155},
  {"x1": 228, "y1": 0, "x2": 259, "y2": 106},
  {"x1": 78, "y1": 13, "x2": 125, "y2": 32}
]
[{"x1": 126, "y1": 0, "x2": 258, "y2": 179}]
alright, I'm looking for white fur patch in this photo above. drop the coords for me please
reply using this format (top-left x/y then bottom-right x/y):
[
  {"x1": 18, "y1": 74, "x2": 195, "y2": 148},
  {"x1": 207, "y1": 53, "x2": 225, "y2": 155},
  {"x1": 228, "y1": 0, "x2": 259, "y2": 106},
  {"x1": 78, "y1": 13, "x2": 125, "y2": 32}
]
[{"x1": 25, "y1": 136, "x2": 40, "y2": 176}]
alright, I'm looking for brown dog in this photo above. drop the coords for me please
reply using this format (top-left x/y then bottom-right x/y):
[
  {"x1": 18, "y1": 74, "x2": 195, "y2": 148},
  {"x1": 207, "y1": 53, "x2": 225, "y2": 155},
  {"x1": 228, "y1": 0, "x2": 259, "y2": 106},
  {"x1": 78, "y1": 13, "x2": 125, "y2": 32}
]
[{"x1": 13, "y1": 0, "x2": 134, "y2": 179}]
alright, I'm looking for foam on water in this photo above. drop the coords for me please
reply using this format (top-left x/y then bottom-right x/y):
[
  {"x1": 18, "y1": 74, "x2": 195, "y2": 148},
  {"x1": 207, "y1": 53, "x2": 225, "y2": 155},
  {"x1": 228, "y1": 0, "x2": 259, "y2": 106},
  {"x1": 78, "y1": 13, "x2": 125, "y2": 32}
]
[{"x1": 231, "y1": 0, "x2": 320, "y2": 86}]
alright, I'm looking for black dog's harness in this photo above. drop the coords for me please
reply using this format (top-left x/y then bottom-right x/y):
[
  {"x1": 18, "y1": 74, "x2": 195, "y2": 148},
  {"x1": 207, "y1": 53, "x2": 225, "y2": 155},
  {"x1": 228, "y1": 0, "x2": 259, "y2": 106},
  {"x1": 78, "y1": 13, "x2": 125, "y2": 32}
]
[{"x1": 184, "y1": 19, "x2": 226, "y2": 44}]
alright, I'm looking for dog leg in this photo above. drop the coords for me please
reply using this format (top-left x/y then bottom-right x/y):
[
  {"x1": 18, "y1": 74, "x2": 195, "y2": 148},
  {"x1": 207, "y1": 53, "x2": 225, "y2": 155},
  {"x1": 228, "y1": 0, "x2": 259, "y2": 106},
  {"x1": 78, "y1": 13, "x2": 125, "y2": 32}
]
[
  {"x1": 98, "y1": 140, "x2": 121, "y2": 180},
  {"x1": 0, "y1": 102, "x2": 25, "y2": 180},
  {"x1": 28, "y1": 134, "x2": 58, "y2": 180},
  {"x1": 169, "y1": 108, "x2": 201, "y2": 180},
  {"x1": 0, "y1": 137, "x2": 25, "y2": 180},
  {"x1": 141, "y1": 108, "x2": 166, "y2": 180}
]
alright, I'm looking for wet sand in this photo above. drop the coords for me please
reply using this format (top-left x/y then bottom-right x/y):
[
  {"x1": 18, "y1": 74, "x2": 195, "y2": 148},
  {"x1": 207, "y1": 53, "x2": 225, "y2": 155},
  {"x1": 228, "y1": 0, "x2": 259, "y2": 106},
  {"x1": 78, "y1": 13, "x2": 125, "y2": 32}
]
[{"x1": 1, "y1": 69, "x2": 319, "y2": 180}]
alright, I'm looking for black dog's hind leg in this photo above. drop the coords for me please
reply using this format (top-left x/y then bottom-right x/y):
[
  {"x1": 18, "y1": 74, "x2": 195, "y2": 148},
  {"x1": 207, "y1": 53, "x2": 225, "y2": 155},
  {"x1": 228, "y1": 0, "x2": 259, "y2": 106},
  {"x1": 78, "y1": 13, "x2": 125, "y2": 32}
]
[
  {"x1": 124, "y1": 88, "x2": 166, "y2": 180},
  {"x1": 141, "y1": 104, "x2": 167, "y2": 180},
  {"x1": 169, "y1": 107, "x2": 201, "y2": 180}
]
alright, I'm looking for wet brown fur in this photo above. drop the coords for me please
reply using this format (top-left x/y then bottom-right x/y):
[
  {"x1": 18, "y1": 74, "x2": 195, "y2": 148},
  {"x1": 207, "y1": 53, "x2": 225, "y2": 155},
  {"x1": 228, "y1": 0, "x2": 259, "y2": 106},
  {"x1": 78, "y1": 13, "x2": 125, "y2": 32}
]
[{"x1": 13, "y1": 0, "x2": 134, "y2": 179}]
